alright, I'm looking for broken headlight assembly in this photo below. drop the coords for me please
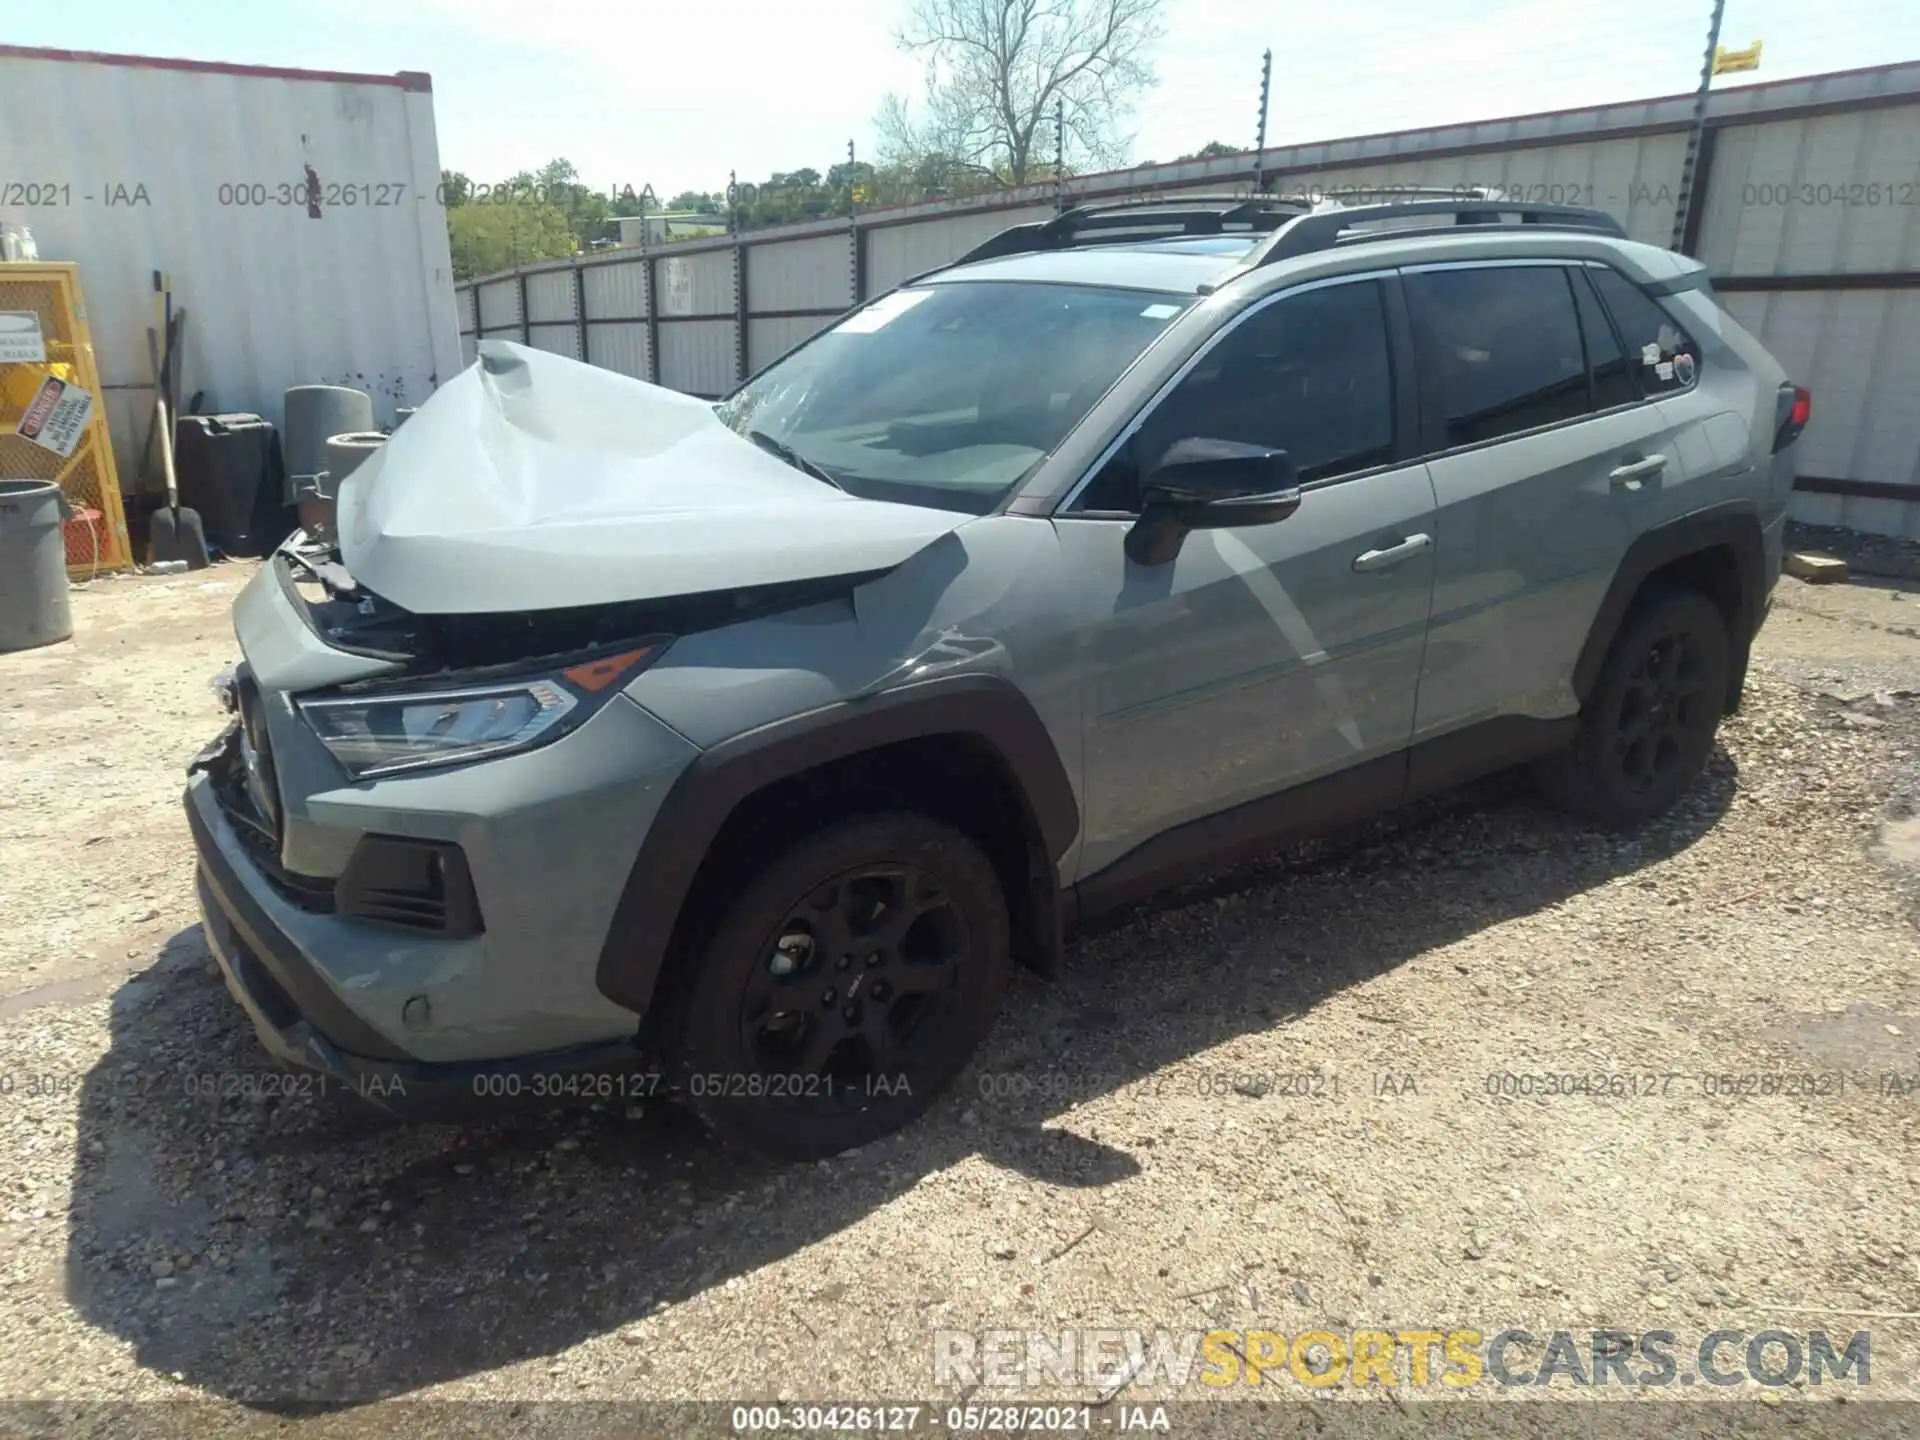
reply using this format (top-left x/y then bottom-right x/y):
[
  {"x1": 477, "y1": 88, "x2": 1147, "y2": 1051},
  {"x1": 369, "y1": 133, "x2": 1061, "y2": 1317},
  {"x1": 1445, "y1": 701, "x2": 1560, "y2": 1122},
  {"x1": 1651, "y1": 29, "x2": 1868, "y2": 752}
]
[{"x1": 296, "y1": 644, "x2": 664, "y2": 779}]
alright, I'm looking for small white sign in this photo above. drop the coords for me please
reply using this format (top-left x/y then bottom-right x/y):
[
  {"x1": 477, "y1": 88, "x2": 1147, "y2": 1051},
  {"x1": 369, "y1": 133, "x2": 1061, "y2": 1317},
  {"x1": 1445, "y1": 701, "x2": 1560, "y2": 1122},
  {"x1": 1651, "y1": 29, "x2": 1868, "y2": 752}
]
[
  {"x1": 1640, "y1": 342, "x2": 1663, "y2": 367},
  {"x1": 1140, "y1": 303, "x2": 1182, "y2": 320},
  {"x1": 0, "y1": 311, "x2": 46, "y2": 363},
  {"x1": 15, "y1": 375, "x2": 94, "y2": 457},
  {"x1": 662, "y1": 257, "x2": 694, "y2": 316}
]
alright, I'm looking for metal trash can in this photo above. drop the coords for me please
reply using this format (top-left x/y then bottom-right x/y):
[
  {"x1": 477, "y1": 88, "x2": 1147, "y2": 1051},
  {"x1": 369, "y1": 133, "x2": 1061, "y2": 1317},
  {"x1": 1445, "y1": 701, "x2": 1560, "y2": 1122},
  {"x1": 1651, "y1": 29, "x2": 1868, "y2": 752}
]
[
  {"x1": 283, "y1": 385, "x2": 373, "y2": 504},
  {"x1": 297, "y1": 432, "x2": 387, "y2": 533},
  {"x1": 0, "y1": 479, "x2": 74, "y2": 652},
  {"x1": 325, "y1": 432, "x2": 387, "y2": 497}
]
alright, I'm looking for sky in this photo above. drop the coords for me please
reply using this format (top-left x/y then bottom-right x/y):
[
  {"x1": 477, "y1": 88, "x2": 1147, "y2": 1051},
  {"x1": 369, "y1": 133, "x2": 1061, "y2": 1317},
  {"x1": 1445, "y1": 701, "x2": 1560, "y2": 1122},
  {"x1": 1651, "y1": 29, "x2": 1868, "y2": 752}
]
[{"x1": 8, "y1": 0, "x2": 1918, "y2": 196}]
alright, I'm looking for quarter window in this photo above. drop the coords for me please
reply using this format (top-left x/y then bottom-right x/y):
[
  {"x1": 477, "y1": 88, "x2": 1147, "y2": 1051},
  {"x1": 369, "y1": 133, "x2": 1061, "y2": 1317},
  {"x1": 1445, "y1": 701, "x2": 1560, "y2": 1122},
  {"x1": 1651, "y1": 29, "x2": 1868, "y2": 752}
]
[
  {"x1": 1589, "y1": 266, "x2": 1701, "y2": 395},
  {"x1": 1408, "y1": 266, "x2": 1589, "y2": 447},
  {"x1": 1571, "y1": 267, "x2": 1640, "y2": 410},
  {"x1": 1074, "y1": 280, "x2": 1394, "y2": 512}
]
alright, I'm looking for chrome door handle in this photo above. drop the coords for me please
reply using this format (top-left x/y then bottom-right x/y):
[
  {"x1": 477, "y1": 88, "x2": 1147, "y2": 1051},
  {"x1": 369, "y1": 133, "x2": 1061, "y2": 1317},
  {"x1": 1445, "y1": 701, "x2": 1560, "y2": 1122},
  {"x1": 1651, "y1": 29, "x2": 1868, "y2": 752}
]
[
  {"x1": 1352, "y1": 533, "x2": 1433, "y2": 572},
  {"x1": 1610, "y1": 454, "x2": 1667, "y2": 485}
]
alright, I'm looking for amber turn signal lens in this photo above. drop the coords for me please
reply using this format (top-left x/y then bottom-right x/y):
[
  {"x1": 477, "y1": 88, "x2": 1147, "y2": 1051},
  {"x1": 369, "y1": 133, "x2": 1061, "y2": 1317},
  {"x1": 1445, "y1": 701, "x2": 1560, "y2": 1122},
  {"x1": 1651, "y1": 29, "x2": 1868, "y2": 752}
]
[{"x1": 562, "y1": 647, "x2": 659, "y2": 693}]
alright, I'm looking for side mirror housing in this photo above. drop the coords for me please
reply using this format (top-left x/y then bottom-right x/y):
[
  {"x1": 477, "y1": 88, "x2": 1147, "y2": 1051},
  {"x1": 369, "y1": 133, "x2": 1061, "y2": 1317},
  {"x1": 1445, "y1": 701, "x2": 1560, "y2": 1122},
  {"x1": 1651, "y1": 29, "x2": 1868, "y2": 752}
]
[{"x1": 1124, "y1": 439, "x2": 1302, "y2": 566}]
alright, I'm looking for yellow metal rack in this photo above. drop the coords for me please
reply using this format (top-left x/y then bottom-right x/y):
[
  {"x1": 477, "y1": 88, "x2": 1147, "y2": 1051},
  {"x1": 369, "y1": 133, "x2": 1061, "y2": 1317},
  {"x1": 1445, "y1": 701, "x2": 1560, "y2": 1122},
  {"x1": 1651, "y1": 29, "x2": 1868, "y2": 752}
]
[{"x1": 0, "y1": 262, "x2": 132, "y2": 576}]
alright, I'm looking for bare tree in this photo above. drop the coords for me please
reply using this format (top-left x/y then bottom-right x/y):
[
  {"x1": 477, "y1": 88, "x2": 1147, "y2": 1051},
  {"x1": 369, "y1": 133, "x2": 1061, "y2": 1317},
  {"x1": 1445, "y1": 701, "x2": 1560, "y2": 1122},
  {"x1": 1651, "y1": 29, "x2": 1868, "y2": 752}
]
[{"x1": 878, "y1": 0, "x2": 1164, "y2": 186}]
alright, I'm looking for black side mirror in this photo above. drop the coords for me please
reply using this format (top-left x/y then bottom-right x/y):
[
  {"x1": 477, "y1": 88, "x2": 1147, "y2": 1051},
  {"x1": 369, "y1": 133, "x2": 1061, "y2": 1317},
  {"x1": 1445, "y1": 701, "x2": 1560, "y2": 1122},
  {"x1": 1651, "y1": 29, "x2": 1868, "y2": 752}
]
[{"x1": 1124, "y1": 438, "x2": 1302, "y2": 566}]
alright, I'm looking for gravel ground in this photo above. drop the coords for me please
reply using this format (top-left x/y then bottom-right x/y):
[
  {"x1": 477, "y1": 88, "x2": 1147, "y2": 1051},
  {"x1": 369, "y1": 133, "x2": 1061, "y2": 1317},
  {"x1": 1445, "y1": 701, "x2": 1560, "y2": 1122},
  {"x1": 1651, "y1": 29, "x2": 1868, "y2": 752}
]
[{"x1": 1, "y1": 558, "x2": 1918, "y2": 1435}]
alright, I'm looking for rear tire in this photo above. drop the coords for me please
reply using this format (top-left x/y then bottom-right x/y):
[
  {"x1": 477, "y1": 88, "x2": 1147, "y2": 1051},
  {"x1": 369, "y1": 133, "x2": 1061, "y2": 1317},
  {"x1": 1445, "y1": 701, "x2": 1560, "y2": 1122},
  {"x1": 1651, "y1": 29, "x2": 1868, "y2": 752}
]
[
  {"x1": 663, "y1": 812, "x2": 1009, "y2": 1160},
  {"x1": 1535, "y1": 586, "x2": 1731, "y2": 828}
]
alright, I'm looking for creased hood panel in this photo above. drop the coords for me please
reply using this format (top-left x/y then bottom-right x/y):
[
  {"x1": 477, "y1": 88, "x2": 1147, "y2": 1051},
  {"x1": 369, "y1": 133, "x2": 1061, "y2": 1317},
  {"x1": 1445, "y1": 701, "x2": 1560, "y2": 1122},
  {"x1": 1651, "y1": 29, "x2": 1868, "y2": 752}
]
[{"x1": 336, "y1": 341, "x2": 970, "y2": 615}]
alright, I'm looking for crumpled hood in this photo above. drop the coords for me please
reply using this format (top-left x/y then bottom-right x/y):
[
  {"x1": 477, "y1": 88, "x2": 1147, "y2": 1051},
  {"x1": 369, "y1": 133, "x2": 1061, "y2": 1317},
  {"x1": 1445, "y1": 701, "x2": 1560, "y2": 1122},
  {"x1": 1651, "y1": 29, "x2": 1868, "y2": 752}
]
[{"x1": 335, "y1": 341, "x2": 970, "y2": 615}]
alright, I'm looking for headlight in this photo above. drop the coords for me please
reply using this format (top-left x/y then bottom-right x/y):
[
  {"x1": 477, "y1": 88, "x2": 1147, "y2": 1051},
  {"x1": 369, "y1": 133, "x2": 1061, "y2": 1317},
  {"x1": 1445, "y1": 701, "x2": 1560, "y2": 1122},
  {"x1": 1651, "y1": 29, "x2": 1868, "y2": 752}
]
[{"x1": 297, "y1": 645, "x2": 661, "y2": 779}]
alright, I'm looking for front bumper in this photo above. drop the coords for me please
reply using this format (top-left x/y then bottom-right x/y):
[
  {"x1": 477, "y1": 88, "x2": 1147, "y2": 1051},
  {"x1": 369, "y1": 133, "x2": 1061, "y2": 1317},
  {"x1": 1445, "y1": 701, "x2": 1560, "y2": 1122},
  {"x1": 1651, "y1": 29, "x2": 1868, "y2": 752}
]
[{"x1": 187, "y1": 774, "x2": 650, "y2": 1108}]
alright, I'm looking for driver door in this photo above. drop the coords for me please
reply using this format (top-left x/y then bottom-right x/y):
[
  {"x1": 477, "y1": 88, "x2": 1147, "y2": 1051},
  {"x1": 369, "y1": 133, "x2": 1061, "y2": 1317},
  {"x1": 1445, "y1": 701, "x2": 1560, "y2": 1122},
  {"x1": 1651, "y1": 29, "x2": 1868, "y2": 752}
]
[{"x1": 1053, "y1": 275, "x2": 1439, "y2": 884}]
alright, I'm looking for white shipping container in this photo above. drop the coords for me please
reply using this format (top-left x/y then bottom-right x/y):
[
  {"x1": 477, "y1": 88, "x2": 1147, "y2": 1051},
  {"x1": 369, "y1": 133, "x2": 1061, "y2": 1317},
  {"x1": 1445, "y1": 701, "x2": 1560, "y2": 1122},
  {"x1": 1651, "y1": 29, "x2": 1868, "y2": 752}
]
[{"x1": 0, "y1": 44, "x2": 462, "y2": 493}]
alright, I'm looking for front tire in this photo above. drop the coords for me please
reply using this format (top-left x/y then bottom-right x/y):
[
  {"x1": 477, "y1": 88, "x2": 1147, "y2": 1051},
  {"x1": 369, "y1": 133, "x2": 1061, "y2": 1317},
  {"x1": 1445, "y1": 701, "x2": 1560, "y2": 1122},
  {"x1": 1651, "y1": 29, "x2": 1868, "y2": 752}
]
[
  {"x1": 1536, "y1": 586, "x2": 1732, "y2": 828},
  {"x1": 663, "y1": 812, "x2": 1009, "y2": 1160}
]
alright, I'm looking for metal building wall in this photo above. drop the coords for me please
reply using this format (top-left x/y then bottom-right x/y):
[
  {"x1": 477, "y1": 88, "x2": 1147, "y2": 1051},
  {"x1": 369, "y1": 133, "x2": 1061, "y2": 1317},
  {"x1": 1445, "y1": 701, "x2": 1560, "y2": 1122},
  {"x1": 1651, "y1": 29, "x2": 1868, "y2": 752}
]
[
  {"x1": 1697, "y1": 109, "x2": 1920, "y2": 276},
  {"x1": 0, "y1": 44, "x2": 462, "y2": 484},
  {"x1": 453, "y1": 61, "x2": 1920, "y2": 536}
]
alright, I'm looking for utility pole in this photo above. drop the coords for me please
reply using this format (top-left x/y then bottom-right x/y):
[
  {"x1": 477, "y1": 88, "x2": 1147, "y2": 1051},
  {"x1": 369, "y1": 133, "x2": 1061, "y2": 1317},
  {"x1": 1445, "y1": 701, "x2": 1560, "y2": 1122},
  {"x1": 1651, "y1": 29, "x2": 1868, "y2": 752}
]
[
  {"x1": 1054, "y1": 96, "x2": 1067, "y2": 212},
  {"x1": 848, "y1": 139, "x2": 862, "y2": 305},
  {"x1": 1251, "y1": 49, "x2": 1273, "y2": 195},
  {"x1": 1671, "y1": 0, "x2": 1727, "y2": 250}
]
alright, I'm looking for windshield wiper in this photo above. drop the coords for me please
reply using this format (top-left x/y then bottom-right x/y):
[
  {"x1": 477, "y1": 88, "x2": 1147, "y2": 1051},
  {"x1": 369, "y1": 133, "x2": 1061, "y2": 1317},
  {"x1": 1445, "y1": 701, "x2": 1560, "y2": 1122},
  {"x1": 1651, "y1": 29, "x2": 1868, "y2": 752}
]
[{"x1": 745, "y1": 428, "x2": 844, "y2": 491}]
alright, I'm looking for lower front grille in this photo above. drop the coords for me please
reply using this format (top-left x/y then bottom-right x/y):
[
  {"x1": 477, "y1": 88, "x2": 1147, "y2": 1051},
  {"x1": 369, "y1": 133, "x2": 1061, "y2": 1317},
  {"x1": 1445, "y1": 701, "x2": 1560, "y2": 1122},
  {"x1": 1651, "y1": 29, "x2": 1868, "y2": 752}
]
[{"x1": 336, "y1": 835, "x2": 484, "y2": 938}]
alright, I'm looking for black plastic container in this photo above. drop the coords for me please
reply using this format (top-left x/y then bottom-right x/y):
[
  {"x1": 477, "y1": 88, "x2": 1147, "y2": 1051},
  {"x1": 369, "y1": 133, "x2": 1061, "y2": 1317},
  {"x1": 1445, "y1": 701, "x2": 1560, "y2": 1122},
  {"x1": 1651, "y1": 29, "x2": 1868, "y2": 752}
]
[{"x1": 173, "y1": 413, "x2": 285, "y2": 558}]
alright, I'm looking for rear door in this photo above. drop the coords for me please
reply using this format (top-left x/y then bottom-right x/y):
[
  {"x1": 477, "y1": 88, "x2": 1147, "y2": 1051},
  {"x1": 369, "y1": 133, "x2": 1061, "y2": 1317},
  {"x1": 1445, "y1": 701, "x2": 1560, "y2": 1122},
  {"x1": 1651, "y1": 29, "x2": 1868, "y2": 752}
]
[
  {"x1": 1054, "y1": 274, "x2": 1437, "y2": 881},
  {"x1": 1402, "y1": 260, "x2": 1686, "y2": 757}
]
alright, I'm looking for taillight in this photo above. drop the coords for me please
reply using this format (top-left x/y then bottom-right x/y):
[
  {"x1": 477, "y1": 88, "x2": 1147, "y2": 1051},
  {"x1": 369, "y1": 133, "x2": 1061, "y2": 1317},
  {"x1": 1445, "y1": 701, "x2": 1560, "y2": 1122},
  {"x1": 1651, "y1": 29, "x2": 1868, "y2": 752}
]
[{"x1": 1774, "y1": 383, "x2": 1811, "y2": 452}]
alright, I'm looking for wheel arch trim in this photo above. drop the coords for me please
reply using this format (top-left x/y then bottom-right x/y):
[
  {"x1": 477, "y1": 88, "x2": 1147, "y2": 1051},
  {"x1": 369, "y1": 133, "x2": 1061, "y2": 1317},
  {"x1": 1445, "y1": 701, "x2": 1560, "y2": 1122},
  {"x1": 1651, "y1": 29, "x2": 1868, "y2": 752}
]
[
  {"x1": 594, "y1": 673, "x2": 1078, "y2": 1015},
  {"x1": 1572, "y1": 500, "x2": 1765, "y2": 706}
]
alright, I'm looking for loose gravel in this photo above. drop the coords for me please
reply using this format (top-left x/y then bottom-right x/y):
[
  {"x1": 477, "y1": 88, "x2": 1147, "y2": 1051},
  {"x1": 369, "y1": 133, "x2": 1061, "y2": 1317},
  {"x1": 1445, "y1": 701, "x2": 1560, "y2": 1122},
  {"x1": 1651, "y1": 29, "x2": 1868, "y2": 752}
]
[{"x1": 1, "y1": 559, "x2": 1917, "y2": 1434}]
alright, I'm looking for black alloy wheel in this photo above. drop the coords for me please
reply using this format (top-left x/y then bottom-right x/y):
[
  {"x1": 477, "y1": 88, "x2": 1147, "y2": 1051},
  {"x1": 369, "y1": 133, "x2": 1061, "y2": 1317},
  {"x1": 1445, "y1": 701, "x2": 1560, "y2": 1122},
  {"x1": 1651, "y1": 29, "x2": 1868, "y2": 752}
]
[
  {"x1": 1535, "y1": 585, "x2": 1731, "y2": 828},
  {"x1": 664, "y1": 812, "x2": 1009, "y2": 1159}
]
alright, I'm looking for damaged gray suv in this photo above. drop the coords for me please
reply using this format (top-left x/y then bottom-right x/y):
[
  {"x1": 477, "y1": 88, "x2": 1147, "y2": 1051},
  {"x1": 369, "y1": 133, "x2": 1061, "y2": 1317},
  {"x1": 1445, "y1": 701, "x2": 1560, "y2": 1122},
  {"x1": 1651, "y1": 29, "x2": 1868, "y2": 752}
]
[{"x1": 187, "y1": 194, "x2": 1811, "y2": 1158}]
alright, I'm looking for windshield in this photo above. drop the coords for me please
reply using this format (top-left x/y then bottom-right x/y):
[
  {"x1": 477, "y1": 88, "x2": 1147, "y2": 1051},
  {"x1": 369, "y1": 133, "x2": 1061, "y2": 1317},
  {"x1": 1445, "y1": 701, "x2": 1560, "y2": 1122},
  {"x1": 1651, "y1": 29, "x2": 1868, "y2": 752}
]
[{"x1": 716, "y1": 281, "x2": 1190, "y2": 514}]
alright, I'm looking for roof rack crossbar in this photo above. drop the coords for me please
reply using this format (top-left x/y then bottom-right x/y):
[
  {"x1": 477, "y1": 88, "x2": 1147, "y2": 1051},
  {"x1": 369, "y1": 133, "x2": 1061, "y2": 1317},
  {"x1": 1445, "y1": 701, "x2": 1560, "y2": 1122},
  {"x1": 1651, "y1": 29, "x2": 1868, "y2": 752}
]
[
  {"x1": 1253, "y1": 198, "x2": 1627, "y2": 266},
  {"x1": 951, "y1": 193, "x2": 1313, "y2": 266}
]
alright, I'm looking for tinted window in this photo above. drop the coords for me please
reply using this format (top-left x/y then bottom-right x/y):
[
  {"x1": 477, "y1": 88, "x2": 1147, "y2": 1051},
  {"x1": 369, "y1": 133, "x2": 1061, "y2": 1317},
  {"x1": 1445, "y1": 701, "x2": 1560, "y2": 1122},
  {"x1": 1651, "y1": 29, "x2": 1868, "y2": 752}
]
[
  {"x1": 1075, "y1": 280, "x2": 1394, "y2": 512},
  {"x1": 716, "y1": 282, "x2": 1187, "y2": 515},
  {"x1": 1589, "y1": 266, "x2": 1700, "y2": 395},
  {"x1": 1409, "y1": 266, "x2": 1588, "y2": 446},
  {"x1": 1571, "y1": 267, "x2": 1640, "y2": 409}
]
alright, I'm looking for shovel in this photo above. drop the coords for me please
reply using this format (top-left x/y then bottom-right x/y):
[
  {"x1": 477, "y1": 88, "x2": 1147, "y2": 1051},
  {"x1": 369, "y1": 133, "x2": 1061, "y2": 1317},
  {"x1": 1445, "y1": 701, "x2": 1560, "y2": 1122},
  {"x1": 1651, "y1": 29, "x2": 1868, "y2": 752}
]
[{"x1": 145, "y1": 393, "x2": 210, "y2": 570}]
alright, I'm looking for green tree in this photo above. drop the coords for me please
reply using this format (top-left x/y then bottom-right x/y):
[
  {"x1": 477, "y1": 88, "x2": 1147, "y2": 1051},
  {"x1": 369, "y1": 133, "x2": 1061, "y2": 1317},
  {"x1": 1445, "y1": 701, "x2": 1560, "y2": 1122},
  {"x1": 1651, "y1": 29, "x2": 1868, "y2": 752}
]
[
  {"x1": 1178, "y1": 140, "x2": 1242, "y2": 161},
  {"x1": 446, "y1": 198, "x2": 575, "y2": 280},
  {"x1": 506, "y1": 158, "x2": 615, "y2": 249}
]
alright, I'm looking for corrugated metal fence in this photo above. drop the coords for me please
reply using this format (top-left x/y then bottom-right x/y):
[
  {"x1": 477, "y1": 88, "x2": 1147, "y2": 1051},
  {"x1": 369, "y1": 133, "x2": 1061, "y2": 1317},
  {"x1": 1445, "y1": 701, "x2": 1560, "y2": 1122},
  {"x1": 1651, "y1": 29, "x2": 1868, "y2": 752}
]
[{"x1": 458, "y1": 61, "x2": 1920, "y2": 539}]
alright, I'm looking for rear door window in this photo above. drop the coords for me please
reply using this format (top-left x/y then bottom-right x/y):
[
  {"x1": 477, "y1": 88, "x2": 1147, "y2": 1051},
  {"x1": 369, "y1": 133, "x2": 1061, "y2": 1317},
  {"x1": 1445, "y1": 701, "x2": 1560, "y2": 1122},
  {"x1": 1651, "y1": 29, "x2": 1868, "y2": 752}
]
[
  {"x1": 1407, "y1": 266, "x2": 1590, "y2": 447},
  {"x1": 1588, "y1": 266, "x2": 1700, "y2": 395}
]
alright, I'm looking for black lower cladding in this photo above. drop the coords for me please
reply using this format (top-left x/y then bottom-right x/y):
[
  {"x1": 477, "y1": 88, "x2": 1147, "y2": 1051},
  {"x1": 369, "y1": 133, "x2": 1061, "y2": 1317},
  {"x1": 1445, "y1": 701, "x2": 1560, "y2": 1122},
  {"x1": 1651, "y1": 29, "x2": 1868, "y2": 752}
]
[
  {"x1": 593, "y1": 673, "x2": 1079, "y2": 1016},
  {"x1": 1070, "y1": 713, "x2": 1579, "y2": 923}
]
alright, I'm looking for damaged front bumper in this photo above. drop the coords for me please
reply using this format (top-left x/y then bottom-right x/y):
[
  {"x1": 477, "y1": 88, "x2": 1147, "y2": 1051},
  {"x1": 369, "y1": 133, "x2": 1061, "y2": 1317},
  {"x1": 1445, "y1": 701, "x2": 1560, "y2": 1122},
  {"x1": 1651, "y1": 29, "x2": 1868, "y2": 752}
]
[
  {"x1": 182, "y1": 617, "x2": 706, "y2": 1107},
  {"x1": 185, "y1": 763, "x2": 648, "y2": 1111}
]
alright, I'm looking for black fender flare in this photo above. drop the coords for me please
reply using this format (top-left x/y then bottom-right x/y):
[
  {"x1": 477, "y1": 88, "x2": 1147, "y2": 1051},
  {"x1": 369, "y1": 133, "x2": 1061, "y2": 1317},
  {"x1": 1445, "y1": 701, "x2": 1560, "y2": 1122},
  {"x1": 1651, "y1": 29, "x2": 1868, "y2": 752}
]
[
  {"x1": 594, "y1": 673, "x2": 1079, "y2": 1016},
  {"x1": 1571, "y1": 500, "x2": 1766, "y2": 706}
]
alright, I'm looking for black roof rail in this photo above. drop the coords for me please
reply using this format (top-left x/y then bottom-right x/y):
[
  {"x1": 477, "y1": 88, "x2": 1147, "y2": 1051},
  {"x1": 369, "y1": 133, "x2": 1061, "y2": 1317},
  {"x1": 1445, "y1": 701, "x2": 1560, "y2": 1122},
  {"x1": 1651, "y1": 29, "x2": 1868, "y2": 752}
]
[
  {"x1": 953, "y1": 193, "x2": 1315, "y2": 266},
  {"x1": 1252, "y1": 198, "x2": 1628, "y2": 267}
]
